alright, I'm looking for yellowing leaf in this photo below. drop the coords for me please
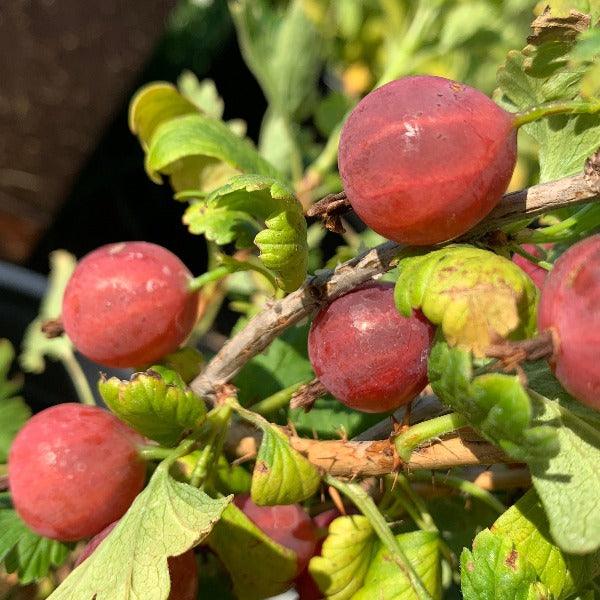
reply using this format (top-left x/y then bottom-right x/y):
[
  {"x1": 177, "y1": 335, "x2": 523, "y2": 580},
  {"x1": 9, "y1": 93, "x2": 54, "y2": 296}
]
[
  {"x1": 395, "y1": 246, "x2": 538, "y2": 356},
  {"x1": 207, "y1": 503, "x2": 297, "y2": 600},
  {"x1": 308, "y1": 515, "x2": 376, "y2": 600}
]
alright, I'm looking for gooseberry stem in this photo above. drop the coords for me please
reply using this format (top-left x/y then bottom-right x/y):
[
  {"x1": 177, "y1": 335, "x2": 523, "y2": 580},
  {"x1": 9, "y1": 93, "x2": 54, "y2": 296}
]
[
  {"x1": 324, "y1": 474, "x2": 433, "y2": 600},
  {"x1": 510, "y1": 245, "x2": 553, "y2": 271},
  {"x1": 514, "y1": 99, "x2": 600, "y2": 128},
  {"x1": 394, "y1": 412, "x2": 469, "y2": 462},
  {"x1": 188, "y1": 267, "x2": 230, "y2": 293},
  {"x1": 248, "y1": 379, "x2": 312, "y2": 416}
]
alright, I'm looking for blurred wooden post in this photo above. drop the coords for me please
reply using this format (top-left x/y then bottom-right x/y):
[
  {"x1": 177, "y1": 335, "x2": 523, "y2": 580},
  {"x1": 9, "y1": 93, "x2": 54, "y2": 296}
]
[{"x1": 0, "y1": 0, "x2": 176, "y2": 262}]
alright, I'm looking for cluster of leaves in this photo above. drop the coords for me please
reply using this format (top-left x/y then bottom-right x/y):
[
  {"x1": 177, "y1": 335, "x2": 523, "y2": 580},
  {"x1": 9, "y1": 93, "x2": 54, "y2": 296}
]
[{"x1": 3, "y1": 1, "x2": 600, "y2": 600}]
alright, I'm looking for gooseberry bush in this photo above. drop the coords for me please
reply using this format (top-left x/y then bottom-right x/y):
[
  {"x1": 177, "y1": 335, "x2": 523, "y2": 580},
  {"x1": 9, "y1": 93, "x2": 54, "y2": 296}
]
[{"x1": 2, "y1": 2, "x2": 600, "y2": 599}]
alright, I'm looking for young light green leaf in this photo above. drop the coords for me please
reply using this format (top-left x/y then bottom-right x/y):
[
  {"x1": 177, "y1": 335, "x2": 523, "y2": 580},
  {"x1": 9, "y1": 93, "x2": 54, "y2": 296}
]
[
  {"x1": 440, "y1": 1, "x2": 497, "y2": 51},
  {"x1": 395, "y1": 246, "x2": 538, "y2": 357},
  {"x1": 177, "y1": 72, "x2": 224, "y2": 119},
  {"x1": 207, "y1": 503, "x2": 297, "y2": 600},
  {"x1": 128, "y1": 82, "x2": 197, "y2": 150},
  {"x1": 353, "y1": 531, "x2": 441, "y2": 600},
  {"x1": 491, "y1": 489, "x2": 600, "y2": 598},
  {"x1": 49, "y1": 463, "x2": 231, "y2": 600},
  {"x1": 0, "y1": 340, "x2": 30, "y2": 462},
  {"x1": 99, "y1": 371, "x2": 206, "y2": 446},
  {"x1": 461, "y1": 529, "x2": 548, "y2": 600},
  {"x1": 251, "y1": 425, "x2": 321, "y2": 505},
  {"x1": 428, "y1": 340, "x2": 558, "y2": 462},
  {"x1": 184, "y1": 174, "x2": 308, "y2": 291},
  {"x1": 308, "y1": 515, "x2": 377, "y2": 600},
  {"x1": 497, "y1": 7, "x2": 600, "y2": 181},
  {"x1": 146, "y1": 113, "x2": 280, "y2": 187},
  {"x1": 230, "y1": 0, "x2": 323, "y2": 119},
  {"x1": 20, "y1": 250, "x2": 76, "y2": 373},
  {"x1": 0, "y1": 509, "x2": 71, "y2": 585},
  {"x1": 528, "y1": 397, "x2": 600, "y2": 554},
  {"x1": 233, "y1": 403, "x2": 320, "y2": 505}
]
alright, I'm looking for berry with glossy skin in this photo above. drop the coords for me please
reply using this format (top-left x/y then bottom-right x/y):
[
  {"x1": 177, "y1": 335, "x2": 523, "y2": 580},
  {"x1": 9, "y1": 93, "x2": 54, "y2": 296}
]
[
  {"x1": 308, "y1": 282, "x2": 435, "y2": 413},
  {"x1": 62, "y1": 241, "x2": 199, "y2": 368},
  {"x1": 538, "y1": 235, "x2": 600, "y2": 410},
  {"x1": 76, "y1": 521, "x2": 198, "y2": 600},
  {"x1": 512, "y1": 244, "x2": 551, "y2": 289},
  {"x1": 338, "y1": 76, "x2": 517, "y2": 245},
  {"x1": 8, "y1": 404, "x2": 146, "y2": 541},
  {"x1": 234, "y1": 495, "x2": 317, "y2": 574}
]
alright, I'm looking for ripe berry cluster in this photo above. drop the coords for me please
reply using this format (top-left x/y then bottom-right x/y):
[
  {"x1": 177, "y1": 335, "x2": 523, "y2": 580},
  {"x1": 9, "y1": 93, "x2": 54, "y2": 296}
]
[{"x1": 7, "y1": 74, "x2": 599, "y2": 599}]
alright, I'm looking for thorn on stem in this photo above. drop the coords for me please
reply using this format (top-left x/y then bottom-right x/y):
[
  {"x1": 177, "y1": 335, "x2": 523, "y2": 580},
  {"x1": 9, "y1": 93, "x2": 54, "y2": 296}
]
[
  {"x1": 290, "y1": 378, "x2": 328, "y2": 411},
  {"x1": 41, "y1": 318, "x2": 64, "y2": 338}
]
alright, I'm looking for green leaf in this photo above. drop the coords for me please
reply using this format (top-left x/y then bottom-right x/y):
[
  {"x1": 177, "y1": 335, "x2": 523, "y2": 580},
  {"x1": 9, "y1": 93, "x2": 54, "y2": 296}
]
[
  {"x1": 49, "y1": 463, "x2": 231, "y2": 600},
  {"x1": 207, "y1": 503, "x2": 297, "y2": 600},
  {"x1": 490, "y1": 489, "x2": 600, "y2": 598},
  {"x1": 497, "y1": 8, "x2": 600, "y2": 181},
  {"x1": 0, "y1": 397, "x2": 30, "y2": 463},
  {"x1": 98, "y1": 371, "x2": 206, "y2": 446},
  {"x1": 230, "y1": 0, "x2": 323, "y2": 118},
  {"x1": 440, "y1": 2, "x2": 498, "y2": 51},
  {"x1": 184, "y1": 174, "x2": 307, "y2": 291},
  {"x1": 528, "y1": 397, "x2": 600, "y2": 554},
  {"x1": 20, "y1": 250, "x2": 76, "y2": 373},
  {"x1": 290, "y1": 396, "x2": 382, "y2": 440},
  {"x1": 395, "y1": 246, "x2": 538, "y2": 357},
  {"x1": 128, "y1": 82, "x2": 197, "y2": 150},
  {"x1": 251, "y1": 424, "x2": 321, "y2": 505},
  {"x1": 146, "y1": 113, "x2": 280, "y2": 188},
  {"x1": 428, "y1": 340, "x2": 558, "y2": 462},
  {"x1": 234, "y1": 321, "x2": 314, "y2": 407},
  {"x1": 461, "y1": 529, "x2": 548, "y2": 600},
  {"x1": 0, "y1": 510, "x2": 71, "y2": 585},
  {"x1": 233, "y1": 403, "x2": 320, "y2": 505},
  {"x1": 308, "y1": 515, "x2": 377, "y2": 600},
  {"x1": 353, "y1": 530, "x2": 442, "y2": 600},
  {"x1": 0, "y1": 340, "x2": 30, "y2": 462}
]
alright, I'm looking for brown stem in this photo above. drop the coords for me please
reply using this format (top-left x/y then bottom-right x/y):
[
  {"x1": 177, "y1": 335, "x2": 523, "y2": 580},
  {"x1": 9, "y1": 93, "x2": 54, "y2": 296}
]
[
  {"x1": 191, "y1": 170, "x2": 600, "y2": 402},
  {"x1": 305, "y1": 191, "x2": 350, "y2": 233},
  {"x1": 486, "y1": 330, "x2": 555, "y2": 367},
  {"x1": 290, "y1": 378, "x2": 328, "y2": 411},
  {"x1": 0, "y1": 474, "x2": 8, "y2": 492},
  {"x1": 225, "y1": 422, "x2": 514, "y2": 477}
]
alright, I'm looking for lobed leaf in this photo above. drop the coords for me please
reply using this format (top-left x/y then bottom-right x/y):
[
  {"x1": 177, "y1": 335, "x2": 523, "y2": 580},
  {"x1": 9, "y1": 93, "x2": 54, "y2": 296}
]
[
  {"x1": 48, "y1": 463, "x2": 231, "y2": 600},
  {"x1": 428, "y1": 340, "x2": 558, "y2": 462},
  {"x1": 395, "y1": 245, "x2": 538, "y2": 357},
  {"x1": 461, "y1": 528, "x2": 549, "y2": 600},
  {"x1": 99, "y1": 370, "x2": 206, "y2": 447},
  {"x1": 353, "y1": 530, "x2": 442, "y2": 600},
  {"x1": 528, "y1": 398, "x2": 600, "y2": 554},
  {"x1": 184, "y1": 174, "x2": 308, "y2": 291},
  {"x1": 207, "y1": 503, "x2": 297, "y2": 600},
  {"x1": 491, "y1": 489, "x2": 600, "y2": 598},
  {"x1": 0, "y1": 509, "x2": 71, "y2": 585},
  {"x1": 308, "y1": 515, "x2": 376, "y2": 600},
  {"x1": 497, "y1": 6, "x2": 600, "y2": 182}
]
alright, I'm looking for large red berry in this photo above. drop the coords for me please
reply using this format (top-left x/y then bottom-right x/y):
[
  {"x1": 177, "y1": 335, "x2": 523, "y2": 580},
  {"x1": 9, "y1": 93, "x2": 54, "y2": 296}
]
[
  {"x1": 308, "y1": 282, "x2": 435, "y2": 413},
  {"x1": 8, "y1": 404, "x2": 146, "y2": 541},
  {"x1": 538, "y1": 235, "x2": 600, "y2": 410},
  {"x1": 76, "y1": 521, "x2": 198, "y2": 600},
  {"x1": 233, "y1": 495, "x2": 317, "y2": 575},
  {"x1": 338, "y1": 76, "x2": 517, "y2": 245},
  {"x1": 62, "y1": 241, "x2": 198, "y2": 368}
]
